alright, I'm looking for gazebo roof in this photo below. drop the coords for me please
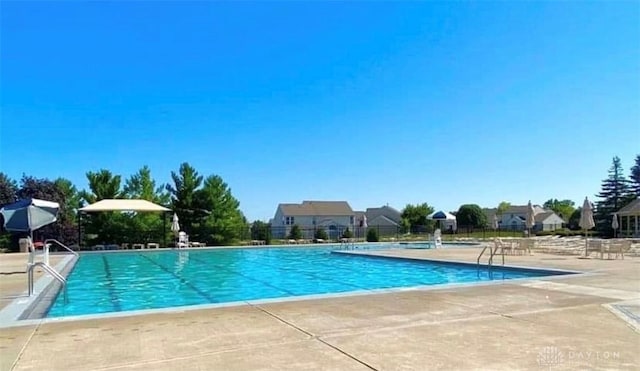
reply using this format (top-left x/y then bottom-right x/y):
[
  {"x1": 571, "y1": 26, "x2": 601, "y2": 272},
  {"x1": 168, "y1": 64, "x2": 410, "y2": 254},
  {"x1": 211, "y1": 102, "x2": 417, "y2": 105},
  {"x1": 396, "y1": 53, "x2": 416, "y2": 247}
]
[
  {"x1": 617, "y1": 198, "x2": 640, "y2": 216},
  {"x1": 79, "y1": 199, "x2": 170, "y2": 212}
]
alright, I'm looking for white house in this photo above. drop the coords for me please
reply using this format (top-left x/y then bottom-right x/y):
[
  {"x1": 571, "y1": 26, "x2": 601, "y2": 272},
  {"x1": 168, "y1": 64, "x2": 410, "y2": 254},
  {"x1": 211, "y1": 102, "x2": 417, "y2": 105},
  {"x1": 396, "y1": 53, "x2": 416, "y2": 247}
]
[
  {"x1": 484, "y1": 205, "x2": 564, "y2": 232},
  {"x1": 272, "y1": 201, "x2": 355, "y2": 239}
]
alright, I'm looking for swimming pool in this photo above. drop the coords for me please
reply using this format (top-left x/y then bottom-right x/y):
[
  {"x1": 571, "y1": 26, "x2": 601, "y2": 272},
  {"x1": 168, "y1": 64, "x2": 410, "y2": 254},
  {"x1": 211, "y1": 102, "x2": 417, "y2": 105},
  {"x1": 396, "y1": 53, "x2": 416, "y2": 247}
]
[{"x1": 46, "y1": 246, "x2": 569, "y2": 318}]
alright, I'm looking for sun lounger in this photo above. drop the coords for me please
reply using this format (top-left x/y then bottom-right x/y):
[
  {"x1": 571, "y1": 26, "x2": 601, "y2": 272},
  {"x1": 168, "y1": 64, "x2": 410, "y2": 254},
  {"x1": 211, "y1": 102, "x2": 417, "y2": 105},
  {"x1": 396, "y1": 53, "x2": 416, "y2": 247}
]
[
  {"x1": 132, "y1": 243, "x2": 145, "y2": 250},
  {"x1": 146, "y1": 243, "x2": 159, "y2": 249}
]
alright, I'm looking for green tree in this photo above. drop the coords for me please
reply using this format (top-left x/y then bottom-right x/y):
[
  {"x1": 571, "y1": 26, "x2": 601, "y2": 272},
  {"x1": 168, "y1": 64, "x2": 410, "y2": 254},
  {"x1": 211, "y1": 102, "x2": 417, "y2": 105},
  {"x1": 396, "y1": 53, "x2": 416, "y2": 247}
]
[
  {"x1": 543, "y1": 199, "x2": 575, "y2": 221},
  {"x1": 0, "y1": 173, "x2": 17, "y2": 249},
  {"x1": 250, "y1": 221, "x2": 271, "y2": 245},
  {"x1": 496, "y1": 201, "x2": 511, "y2": 217},
  {"x1": 456, "y1": 204, "x2": 488, "y2": 229},
  {"x1": 54, "y1": 178, "x2": 82, "y2": 244},
  {"x1": 166, "y1": 163, "x2": 203, "y2": 236},
  {"x1": 123, "y1": 165, "x2": 170, "y2": 204},
  {"x1": 568, "y1": 208, "x2": 581, "y2": 230},
  {"x1": 595, "y1": 156, "x2": 631, "y2": 236},
  {"x1": 314, "y1": 227, "x2": 328, "y2": 241},
  {"x1": 366, "y1": 228, "x2": 379, "y2": 242},
  {"x1": 80, "y1": 170, "x2": 125, "y2": 246},
  {"x1": 401, "y1": 203, "x2": 435, "y2": 232},
  {"x1": 630, "y1": 154, "x2": 640, "y2": 197},
  {"x1": 123, "y1": 166, "x2": 171, "y2": 245},
  {"x1": 288, "y1": 224, "x2": 302, "y2": 240},
  {"x1": 0, "y1": 173, "x2": 18, "y2": 206},
  {"x1": 82, "y1": 169, "x2": 122, "y2": 203},
  {"x1": 193, "y1": 174, "x2": 246, "y2": 245},
  {"x1": 341, "y1": 227, "x2": 353, "y2": 239}
]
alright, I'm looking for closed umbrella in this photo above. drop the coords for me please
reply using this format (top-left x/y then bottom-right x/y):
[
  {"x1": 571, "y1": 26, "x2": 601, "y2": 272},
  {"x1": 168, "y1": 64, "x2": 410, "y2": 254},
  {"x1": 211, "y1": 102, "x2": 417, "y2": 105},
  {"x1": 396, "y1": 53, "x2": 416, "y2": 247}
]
[
  {"x1": 526, "y1": 200, "x2": 536, "y2": 237},
  {"x1": 579, "y1": 197, "x2": 595, "y2": 257},
  {"x1": 171, "y1": 213, "x2": 180, "y2": 237},
  {"x1": 492, "y1": 214, "x2": 499, "y2": 236},
  {"x1": 611, "y1": 213, "x2": 619, "y2": 238}
]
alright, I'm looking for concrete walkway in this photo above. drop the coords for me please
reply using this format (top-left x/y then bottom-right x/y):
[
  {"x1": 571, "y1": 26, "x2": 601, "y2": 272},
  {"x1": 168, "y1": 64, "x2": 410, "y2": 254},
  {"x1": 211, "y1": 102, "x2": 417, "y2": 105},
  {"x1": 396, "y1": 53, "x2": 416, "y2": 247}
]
[{"x1": 1, "y1": 248, "x2": 639, "y2": 370}]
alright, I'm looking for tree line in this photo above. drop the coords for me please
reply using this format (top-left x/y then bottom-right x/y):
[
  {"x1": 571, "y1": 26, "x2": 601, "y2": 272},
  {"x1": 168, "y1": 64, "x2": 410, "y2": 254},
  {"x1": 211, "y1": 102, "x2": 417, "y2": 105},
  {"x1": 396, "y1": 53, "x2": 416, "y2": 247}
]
[
  {"x1": 397, "y1": 154, "x2": 640, "y2": 236},
  {"x1": 0, "y1": 163, "x2": 247, "y2": 250}
]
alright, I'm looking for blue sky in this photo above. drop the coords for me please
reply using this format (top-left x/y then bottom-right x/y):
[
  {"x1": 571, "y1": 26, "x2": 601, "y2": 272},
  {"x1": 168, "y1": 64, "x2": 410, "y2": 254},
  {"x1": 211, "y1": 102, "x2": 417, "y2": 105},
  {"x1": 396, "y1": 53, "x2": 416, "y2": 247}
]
[{"x1": 1, "y1": 1, "x2": 638, "y2": 221}]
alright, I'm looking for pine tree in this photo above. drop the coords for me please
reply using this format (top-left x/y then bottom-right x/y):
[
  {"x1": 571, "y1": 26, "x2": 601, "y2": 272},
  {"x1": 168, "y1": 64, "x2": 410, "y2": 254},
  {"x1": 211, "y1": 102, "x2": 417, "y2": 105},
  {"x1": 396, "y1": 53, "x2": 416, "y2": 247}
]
[
  {"x1": 595, "y1": 156, "x2": 631, "y2": 236},
  {"x1": 630, "y1": 154, "x2": 640, "y2": 197}
]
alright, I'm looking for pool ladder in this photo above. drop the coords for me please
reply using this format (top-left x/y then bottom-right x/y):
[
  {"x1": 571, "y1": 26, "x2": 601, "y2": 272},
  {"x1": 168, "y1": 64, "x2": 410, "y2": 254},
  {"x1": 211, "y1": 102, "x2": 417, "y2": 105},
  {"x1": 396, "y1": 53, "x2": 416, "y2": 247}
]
[
  {"x1": 28, "y1": 262, "x2": 68, "y2": 304},
  {"x1": 26, "y1": 239, "x2": 76, "y2": 304},
  {"x1": 476, "y1": 240, "x2": 505, "y2": 276}
]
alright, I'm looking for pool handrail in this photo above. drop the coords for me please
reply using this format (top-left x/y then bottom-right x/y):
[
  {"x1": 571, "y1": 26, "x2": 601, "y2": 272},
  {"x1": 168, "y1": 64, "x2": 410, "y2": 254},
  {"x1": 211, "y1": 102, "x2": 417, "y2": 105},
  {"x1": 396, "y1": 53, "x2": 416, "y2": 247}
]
[{"x1": 44, "y1": 238, "x2": 79, "y2": 256}]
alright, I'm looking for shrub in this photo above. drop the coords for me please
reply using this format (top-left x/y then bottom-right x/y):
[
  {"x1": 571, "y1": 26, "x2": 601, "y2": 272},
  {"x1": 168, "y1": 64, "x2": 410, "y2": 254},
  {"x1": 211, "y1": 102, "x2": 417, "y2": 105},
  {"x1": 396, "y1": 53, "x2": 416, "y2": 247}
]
[
  {"x1": 341, "y1": 227, "x2": 353, "y2": 239},
  {"x1": 314, "y1": 227, "x2": 328, "y2": 241},
  {"x1": 366, "y1": 228, "x2": 379, "y2": 242},
  {"x1": 288, "y1": 224, "x2": 302, "y2": 240}
]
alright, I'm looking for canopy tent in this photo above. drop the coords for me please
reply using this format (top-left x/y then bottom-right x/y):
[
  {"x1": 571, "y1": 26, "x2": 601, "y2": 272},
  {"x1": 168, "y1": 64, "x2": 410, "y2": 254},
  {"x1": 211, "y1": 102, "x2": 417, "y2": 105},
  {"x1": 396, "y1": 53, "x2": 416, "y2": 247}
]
[
  {"x1": 78, "y1": 199, "x2": 171, "y2": 247},
  {"x1": 79, "y1": 199, "x2": 170, "y2": 213},
  {"x1": 428, "y1": 211, "x2": 457, "y2": 232},
  {"x1": 429, "y1": 211, "x2": 456, "y2": 220}
]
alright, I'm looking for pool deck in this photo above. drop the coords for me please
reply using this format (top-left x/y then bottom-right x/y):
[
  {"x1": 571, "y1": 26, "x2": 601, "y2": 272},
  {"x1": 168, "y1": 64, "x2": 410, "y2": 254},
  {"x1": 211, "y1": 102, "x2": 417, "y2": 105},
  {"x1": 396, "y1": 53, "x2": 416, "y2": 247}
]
[{"x1": 1, "y1": 247, "x2": 639, "y2": 370}]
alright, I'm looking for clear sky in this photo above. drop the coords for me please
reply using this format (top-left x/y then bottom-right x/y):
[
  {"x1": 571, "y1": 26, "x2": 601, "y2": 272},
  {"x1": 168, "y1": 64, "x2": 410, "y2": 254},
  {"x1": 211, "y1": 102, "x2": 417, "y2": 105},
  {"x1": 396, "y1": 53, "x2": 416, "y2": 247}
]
[{"x1": 1, "y1": 1, "x2": 638, "y2": 221}]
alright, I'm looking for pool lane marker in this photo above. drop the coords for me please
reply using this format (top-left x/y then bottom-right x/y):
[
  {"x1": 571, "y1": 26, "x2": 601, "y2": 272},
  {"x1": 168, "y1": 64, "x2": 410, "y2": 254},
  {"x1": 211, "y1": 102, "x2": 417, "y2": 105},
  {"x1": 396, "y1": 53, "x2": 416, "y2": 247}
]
[
  {"x1": 102, "y1": 255, "x2": 123, "y2": 312},
  {"x1": 138, "y1": 253, "x2": 218, "y2": 303},
  {"x1": 187, "y1": 255, "x2": 298, "y2": 296}
]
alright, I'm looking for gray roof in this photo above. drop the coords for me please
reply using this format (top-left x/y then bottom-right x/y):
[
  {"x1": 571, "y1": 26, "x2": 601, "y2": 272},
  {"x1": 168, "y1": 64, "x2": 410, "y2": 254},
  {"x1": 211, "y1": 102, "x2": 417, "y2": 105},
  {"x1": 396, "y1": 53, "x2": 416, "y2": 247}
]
[
  {"x1": 618, "y1": 198, "x2": 640, "y2": 216},
  {"x1": 279, "y1": 201, "x2": 353, "y2": 216},
  {"x1": 534, "y1": 211, "x2": 555, "y2": 223},
  {"x1": 365, "y1": 205, "x2": 401, "y2": 223}
]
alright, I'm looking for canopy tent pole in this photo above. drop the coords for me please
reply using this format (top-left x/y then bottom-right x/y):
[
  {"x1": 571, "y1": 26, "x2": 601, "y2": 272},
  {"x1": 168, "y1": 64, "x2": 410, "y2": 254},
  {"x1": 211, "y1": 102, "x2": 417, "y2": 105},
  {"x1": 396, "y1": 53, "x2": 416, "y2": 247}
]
[
  {"x1": 77, "y1": 212, "x2": 82, "y2": 248},
  {"x1": 163, "y1": 212, "x2": 167, "y2": 248}
]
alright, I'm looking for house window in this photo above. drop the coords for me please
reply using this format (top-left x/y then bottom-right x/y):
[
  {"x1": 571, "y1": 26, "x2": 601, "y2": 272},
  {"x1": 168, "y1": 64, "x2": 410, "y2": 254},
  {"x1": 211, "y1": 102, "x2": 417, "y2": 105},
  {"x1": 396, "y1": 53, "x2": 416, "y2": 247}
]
[
  {"x1": 285, "y1": 216, "x2": 295, "y2": 225},
  {"x1": 350, "y1": 216, "x2": 354, "y2": 225}
]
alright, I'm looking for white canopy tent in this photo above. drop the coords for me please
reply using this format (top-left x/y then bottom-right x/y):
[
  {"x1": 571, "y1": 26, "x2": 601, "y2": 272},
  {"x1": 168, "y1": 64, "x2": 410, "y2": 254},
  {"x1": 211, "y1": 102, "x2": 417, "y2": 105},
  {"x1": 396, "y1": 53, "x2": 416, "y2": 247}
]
[
  {"x1": 79, "y1": 199, "x2": 171, "y2": 213},
  {"x1": 78, "y1": 199, "x2": 172, "y2": 247}
]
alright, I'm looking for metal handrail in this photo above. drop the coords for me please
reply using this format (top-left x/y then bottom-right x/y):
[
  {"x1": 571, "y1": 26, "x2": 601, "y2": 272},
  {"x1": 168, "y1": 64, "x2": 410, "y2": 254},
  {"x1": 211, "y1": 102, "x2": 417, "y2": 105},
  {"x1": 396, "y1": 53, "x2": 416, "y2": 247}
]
[
  {"x1": 477, "y1": 245, "x2": 493, "y2": 270},
  {"x1": 44, "y1": 239, "x2": 79, "y2": 256},
  {"x1": 28, "y1": 262, "x2": 68, "y2": 304}
]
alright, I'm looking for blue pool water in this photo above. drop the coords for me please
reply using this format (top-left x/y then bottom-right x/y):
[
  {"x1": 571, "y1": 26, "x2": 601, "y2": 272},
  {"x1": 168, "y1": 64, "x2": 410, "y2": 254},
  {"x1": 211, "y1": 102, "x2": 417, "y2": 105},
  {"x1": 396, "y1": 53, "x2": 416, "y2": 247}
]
[{"x1": 47, "y1": 246, "x2": 567, "y2": 318}]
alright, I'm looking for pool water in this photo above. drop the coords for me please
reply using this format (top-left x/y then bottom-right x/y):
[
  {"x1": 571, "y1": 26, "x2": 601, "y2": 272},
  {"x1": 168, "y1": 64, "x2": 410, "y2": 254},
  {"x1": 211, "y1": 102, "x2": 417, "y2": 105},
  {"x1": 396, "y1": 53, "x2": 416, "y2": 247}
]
[{"x1": 47, "y1": 246, "x2": 566, "y2": 318}]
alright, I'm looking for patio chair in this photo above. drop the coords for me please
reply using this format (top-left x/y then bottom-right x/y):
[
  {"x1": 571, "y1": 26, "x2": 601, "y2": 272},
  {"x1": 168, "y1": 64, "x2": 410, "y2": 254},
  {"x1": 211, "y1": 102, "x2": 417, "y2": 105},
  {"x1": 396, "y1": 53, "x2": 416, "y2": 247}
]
[
  {"x1": 604, "y1": 240, "x2": 630, "y2": 260},
  {"x1": 585, "y1": 239, "x2": 604, "y2": 259},
  {"x1": 494, "y1": 238, "x2": 512, "y2": 255}
]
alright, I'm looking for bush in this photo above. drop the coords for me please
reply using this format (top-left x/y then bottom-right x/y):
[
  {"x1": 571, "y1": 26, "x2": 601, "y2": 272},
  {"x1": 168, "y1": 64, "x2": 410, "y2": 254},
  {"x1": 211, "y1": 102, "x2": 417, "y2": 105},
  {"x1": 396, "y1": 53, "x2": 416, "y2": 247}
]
[
  {"x1": 366, "y1": 228, "x2": 379, "y2": 242},
  {"x1": 314, "y1": 227, "x2": 328, "y2": 241},
  {"x1": 288, "y1": 224, "x2": 302, "y2": 240},
  {"x1": 341, "y1": 227, "x2": 353, "y2": 239}
]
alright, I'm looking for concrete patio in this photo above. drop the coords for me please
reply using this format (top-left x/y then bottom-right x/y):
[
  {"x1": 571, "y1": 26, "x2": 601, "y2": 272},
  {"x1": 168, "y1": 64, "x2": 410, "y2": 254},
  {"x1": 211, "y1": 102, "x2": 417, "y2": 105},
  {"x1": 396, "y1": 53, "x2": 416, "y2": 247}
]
[{"x1": 1, "y1": 247, "x2": 639, "y2": 370}]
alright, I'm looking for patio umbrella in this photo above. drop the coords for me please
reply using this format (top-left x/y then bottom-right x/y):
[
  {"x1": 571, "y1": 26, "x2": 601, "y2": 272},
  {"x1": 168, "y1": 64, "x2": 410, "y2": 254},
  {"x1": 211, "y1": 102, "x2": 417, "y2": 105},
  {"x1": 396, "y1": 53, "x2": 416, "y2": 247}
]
[
  {"x1": 0, "y1": 198, "x2": 59, "y2": 240},
  {"x1": 579, "y1": 197, "x2": 595, "y2": 257},
  {"x1": 171, "y1": 213, "x2": 180, "y2": 237},
  {"x1": 526, "y1": 200, "x2": 535, "y2": 237},
  {"x1": 611, "y1": 213, "x2": 619, "y2": 238},
  {"x1": 492, "y1": 214, "x2": 499, "y2": 235}
]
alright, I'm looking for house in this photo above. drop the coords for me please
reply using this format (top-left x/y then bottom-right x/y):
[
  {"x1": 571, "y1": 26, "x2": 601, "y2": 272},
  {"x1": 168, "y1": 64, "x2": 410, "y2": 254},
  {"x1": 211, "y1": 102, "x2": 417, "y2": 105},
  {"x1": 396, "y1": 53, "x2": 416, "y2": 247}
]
[
  {"x1": 364, "y1": 205, "x2": 402, "y2": 227},
  {"x1": 483, "y1": 205, "x2": 564, "y2": 232},
  {"x1": 272, "y1": 201, "x2": 355, "y2": 239}
]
